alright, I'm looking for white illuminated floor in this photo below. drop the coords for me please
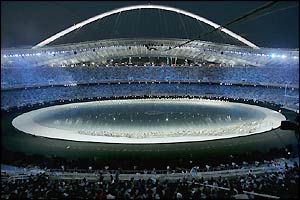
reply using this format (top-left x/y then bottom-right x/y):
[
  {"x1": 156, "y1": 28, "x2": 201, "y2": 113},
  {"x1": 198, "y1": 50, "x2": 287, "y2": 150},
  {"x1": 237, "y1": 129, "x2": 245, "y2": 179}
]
[{"x1": 12, "y1": 98, "x2": 286, "y2": 144}]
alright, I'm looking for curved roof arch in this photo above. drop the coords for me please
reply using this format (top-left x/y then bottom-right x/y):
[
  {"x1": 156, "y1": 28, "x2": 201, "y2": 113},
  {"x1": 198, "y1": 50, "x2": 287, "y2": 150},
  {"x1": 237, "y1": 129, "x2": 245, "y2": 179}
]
[{"x1": 33, "y1": 4, "x2": 259, "y2": 49}]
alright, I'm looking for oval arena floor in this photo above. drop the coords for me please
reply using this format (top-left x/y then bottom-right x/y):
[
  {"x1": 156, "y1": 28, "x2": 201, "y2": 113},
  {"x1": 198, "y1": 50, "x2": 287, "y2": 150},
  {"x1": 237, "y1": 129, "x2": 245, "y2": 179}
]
[
  {"x1": 12, "y1": 98, "x2": 285, "y2": 144},
  {"x1": 2, "y1": 98, "x2": 298, "y2": 163}
]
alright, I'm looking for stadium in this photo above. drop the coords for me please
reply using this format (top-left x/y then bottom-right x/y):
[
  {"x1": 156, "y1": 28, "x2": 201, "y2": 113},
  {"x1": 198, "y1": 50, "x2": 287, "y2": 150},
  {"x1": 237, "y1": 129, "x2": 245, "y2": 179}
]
[{"x1": 1, "y1": 2, "x2": 299, "y2": 199}]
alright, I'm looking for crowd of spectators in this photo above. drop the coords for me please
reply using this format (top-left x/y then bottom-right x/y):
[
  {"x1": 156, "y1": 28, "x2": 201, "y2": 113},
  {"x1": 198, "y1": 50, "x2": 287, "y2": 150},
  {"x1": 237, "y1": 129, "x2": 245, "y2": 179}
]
[
  {"x1": 1, "y1": 155, "x2": 298, "y2": 199},
  {"x1": 1, "y1": 65, "x2": 298, "y2": 88},
  {"x1": 2, "y1": 81, "x2": 298, "y2": 110},
  {"x1": 2, "y1": 64, "x2": 298, "y2": 110}
]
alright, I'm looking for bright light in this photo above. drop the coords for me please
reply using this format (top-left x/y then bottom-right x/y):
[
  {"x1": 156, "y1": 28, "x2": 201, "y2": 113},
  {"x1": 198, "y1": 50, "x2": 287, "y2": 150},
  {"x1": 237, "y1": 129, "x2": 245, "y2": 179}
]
[
  {"x1": 281, "y1": 55, "x2": 286, "y2": 58},
  {"x1": 271, "y1": 54, "x2": 276, "y2": 58},
  {"x1": 33, "y1": 4, "x2": 258, "y2": 49}
]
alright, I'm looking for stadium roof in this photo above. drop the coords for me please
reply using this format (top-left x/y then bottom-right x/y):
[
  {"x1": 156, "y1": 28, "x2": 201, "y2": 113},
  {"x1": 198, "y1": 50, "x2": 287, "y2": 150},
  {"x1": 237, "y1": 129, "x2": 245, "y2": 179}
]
[{"x1": 2, "y1": 1, "x2": 298, "y2": 48}]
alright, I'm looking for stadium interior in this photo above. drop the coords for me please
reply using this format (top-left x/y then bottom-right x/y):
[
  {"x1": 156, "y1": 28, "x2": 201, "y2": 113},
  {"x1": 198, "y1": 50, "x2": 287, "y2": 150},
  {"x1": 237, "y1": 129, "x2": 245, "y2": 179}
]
[{"x1": 1, "y1": 3, "x2": 299, "y2": 199}]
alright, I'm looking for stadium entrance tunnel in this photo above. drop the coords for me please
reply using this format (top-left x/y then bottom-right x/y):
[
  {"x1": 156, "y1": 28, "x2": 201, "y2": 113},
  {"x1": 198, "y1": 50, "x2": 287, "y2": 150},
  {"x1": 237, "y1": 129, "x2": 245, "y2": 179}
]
[{"x1": 12, "y1": 98, "x2": 285, "y2": 144}]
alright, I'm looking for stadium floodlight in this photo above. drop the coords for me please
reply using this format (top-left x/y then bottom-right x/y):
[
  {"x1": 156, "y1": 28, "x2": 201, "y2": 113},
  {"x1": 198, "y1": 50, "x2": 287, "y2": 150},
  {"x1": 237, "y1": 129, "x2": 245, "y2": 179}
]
[
  {"x1": 281, "y1": 55, "x2": 286, "y2": 58},
  {"x1": 271, "y1": 53, "x2": 276, "y2": 58}
]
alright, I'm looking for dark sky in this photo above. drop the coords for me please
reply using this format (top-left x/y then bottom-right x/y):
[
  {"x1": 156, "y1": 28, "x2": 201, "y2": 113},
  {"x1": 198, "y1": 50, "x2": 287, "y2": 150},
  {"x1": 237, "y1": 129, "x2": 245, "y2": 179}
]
[{"x1": 1, "y1": 1, "x2": 299, "y2": 49}]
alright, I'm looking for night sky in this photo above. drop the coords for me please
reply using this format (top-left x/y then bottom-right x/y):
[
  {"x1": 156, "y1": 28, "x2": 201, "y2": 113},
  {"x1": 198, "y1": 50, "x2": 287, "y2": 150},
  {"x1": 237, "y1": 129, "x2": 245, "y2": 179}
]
[{"x1": 1, "y1": 1, "x2": 299, "y2": 49}]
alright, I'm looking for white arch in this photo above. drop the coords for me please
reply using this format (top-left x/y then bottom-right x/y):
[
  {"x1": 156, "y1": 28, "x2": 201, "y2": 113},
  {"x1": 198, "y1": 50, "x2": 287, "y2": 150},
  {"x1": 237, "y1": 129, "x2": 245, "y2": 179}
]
[{"x1": 33, "y1": 4, "x2": 259, "y2": 49}]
